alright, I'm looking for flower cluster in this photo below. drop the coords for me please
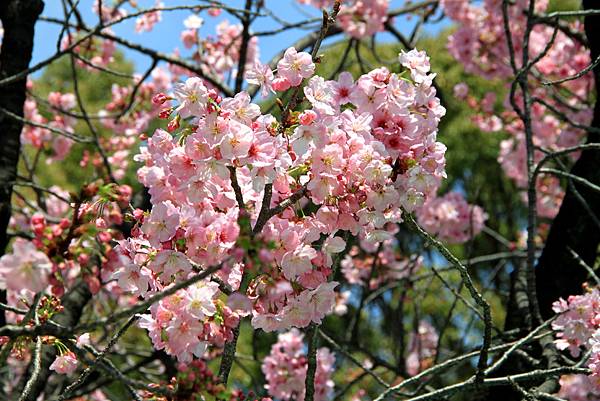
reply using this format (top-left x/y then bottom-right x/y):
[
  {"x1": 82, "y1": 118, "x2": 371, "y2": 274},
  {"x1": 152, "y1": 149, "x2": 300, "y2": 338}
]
[
  {"x1": 133, "y1": 279, "x2": 242, "y2": 363},
  {"x1": 416, "y1": 191, "x2": 487, "y2": 244},
  {"x1": 341, "y1": 236, "x2": 423, "y2": 289},
  {"x1": 61, "y1": 32, "x2": 116, "y2": 71},
  {"x1": 441, "y1": 0, "x2": 594, "y2": 219},
  {"x1": 261, "y1": 329, "x2": 335, "y2": 401},
  {"x1": 135, "y1": 1, "x2": 163, "y2": 33},
  {"x1": 2, "y1": 181, "x2": 132, "y2": 320},
  {"x1": 21, "y1": 85, "x2": 77, "y2": 163},
  {"x1": 97, "y1": 67, "x2": 171, "y2": 180},
  {"x1": 179, "y1": 19, "x2": 259, "y2": 81},
  {"x1": 114, "y1": 46, "x2": 445, "y2": 361},
  {"x1": 557, "y1": 374, "x2": 600, "y2": 401},
  {"x1": 297, "y1": 0, "x2": 389, "y2": 38},
  {"x1": 552, "y1": 287, "x2": 600, "y2": 390},
  {"x1": 405, "y1": 320, "x2": 439, "y2": 376}
]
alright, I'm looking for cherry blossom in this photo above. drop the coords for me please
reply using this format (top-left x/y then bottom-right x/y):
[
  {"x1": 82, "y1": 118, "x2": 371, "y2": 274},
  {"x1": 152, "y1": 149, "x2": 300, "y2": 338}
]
[
  {"x1": 262, "y1": 329, "x2": 335, "y2": 401},
  {"x1": 277, "y1": 47, "x2": 316, "y2": 87},
  {"x1": 416, "y1": 191, "x2": 487, "y2": 244},
  {"x1": 0, "y1": 238, "x2": 52, "y2": 293},
  {"x1": 49, "y1": 351, "x2": 78, "y2": 374}
]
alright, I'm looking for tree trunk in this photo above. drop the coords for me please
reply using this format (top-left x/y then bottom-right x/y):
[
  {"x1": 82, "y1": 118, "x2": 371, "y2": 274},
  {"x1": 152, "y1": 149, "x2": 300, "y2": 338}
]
[
  {"x1": 487, "y1": 2, "x2": 600, "y2": 400},
  {"x1": 0, "y1": 0, "x2": 45, "y2": 327},
  {"x1": 535, "y1": 0, "x2": 600, "y2": 319}
]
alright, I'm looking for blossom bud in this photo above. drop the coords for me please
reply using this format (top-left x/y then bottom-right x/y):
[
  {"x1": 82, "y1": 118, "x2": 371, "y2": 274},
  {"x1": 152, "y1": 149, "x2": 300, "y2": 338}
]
[
  {"x1": 208, "y1": 7, "x2": 221, "y2": 17},
  {"x1": 51, "y1": 225, "x2": 63, "y2": 237},
  {"x1": 118, "y1": 185, "x2": 132, "y2": 202},
  {"x1": 299, "y1": 110, "x2": 317, "y2": 126},
  {"x1": 272, "y1": 77, "x2": 291, "y2": 91},
  {"x1": 152, "y1": 93, "x2": 170, "y2": 105},
  {"x1": 78, "y1": 253, "x2": 90, "y2": 265},
  {"x1": 59, "y1": 218, "x2": 71, "y2": 229},
  {"x1": 133, "y1": 208, "x2": 145, "y2": 221},
  {"x1": 158, "y1": 107, "x2": 174, "y2": 119},
  {"x1": 31, "y1": 213, "x2": 46, "y2": 227},
  {"x1": 167, "y1": 115, "x2": 180, "y2": 132},
  {"x1": 85, "y1": 276, "x2": 101, "y2": 294},
  {"x1": 97, "y1": 231, "x2": 112, "y2": 243},
  {"x1": 51, "y1": 285, "x2": 65, "y2": 298},
  {"x1": 83, "y1": 182, "x2": 99, "y2": 198},
  {"x1": 208, "y1": 89, "x2": 221, "y2": 104}
]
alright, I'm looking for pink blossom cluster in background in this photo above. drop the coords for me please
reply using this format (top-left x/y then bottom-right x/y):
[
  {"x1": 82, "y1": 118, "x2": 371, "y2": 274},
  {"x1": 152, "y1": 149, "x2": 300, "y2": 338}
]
[
  {"x1": 21, "y1": 84, "x2": 76, "y2": 163},
  {"x1": 441, "y1": 0, "x2": 594, "y2": 219},
  {"x1": 135, "y1": 1, "x2": 164, "y2": 33},
  {"x1": 262, "y1": 329, "x2": 335, "y2": 401},
  {"x1": 552, "y1": 288, "x2": 600, "y2": 394},
  {"x1": 557, "y1": 374, "x2": 600, "y2": 401},
  {"x1": 61, "y1": 32, "x2": 116, "y2": 71},
  {"x1": 341, "y1": 237, "x2": 423, "y2": 289},
  {"x1": 297, "y1": 0, "x2": 390, "y2": 38},
  {"x1": 406, "y1": 320, "x2": 439, "y2": 376},
  {"x1": 416, "y1": 191, "x2": 487, "y2": 244},
  {"x1": 2, "y1": 183, "x2": 131, "y2": 314},
  {"x1": 179, "y1": 18, "x2": 259, "y2": 81},
  {"x1": 98, "y1": 67, "x2": 172, "y2": 180}
]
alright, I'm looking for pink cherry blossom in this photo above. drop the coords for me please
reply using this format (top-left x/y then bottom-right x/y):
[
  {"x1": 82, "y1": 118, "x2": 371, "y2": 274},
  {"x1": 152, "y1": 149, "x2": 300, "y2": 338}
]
[
  {"x1": 141, "y1": 201, "x2": 180, "y2": 246},
  {"x1": 281, "y1": 245, "x2": 317, "y2": 280},
  {"x1": 262, "y1": 329, "x2": 335, "y2": 401},
  {"x1": 416, "y1": 192, "x2": 487, "y2": 244},
  {"x1": 277, "y1": 47, "x2": 315, "y2": 87},
  {"x1": 50, "y1": 352, "x2": 78, "y2": 374},
  {"x1": 246, "y1": 61, "x2": 275, "y2": 97},
  {"x1": 0, "y1": 238, "x2": 52, "y2": 293},
  {"x1": 172, "y1": 77, "x2": 209, "y2": 118}
]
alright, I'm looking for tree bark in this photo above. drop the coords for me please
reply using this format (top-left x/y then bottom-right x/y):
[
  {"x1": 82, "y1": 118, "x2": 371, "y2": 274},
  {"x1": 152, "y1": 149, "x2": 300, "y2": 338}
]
[
  {"x1": 487, "y1": 2, "x2": 600, "y2": 400},
  {"x1": 0, "y1": 0, "x2": 45, "y2": 327},
  {"x1": 535, "y1": 0, "x2": 600, "y2": 319}
]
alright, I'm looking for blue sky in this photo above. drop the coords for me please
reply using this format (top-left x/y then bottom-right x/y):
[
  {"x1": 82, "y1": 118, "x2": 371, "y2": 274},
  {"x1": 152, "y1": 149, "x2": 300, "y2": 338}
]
[{"x1": 32, "y1": 0, "x2": 449, "y2": 76}]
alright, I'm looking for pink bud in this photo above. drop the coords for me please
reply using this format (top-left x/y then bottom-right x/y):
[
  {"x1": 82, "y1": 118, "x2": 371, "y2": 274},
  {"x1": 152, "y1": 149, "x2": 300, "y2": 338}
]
[
  {"x1": 272, "y1": 76, "x2": 291, "y2": 91},
  {"x1": 51, "y1": 285, "x2": 65, "y2": 298},
  {"x1": 299, "y1": 110, "x2": 317, "y2": 125},
  {"x1": 152, "y1": 92, "x2": 170, "y2": 105},
  {"x1": 133, "y1": 208, "x2": 145, "y2": 220},
  {"x1": 85, "y1": 276, "x2": 101, "y2": 294},
  {"x1": 208, "y1": 7, "x2": 221, "y2": 17},
  {"x1": 51, "y1": 225, "x2": 63, "y2": 237},
  {"x1": 167, "y1": 116, "x2": 180, "y2": 132},
  {"x1": 78, "y1": 253, "x2": 90, "y2": 265},
  {"x1": 158, "y1": 107, "x2": 174, "y2": 119},
  {"x1": 118, "y1": 185, "x2": 132, "y2": 202},
  {"x1": 31, "y1": 213, "x2": 46, "y2": 226},
  {"x1": 208, "y1": 89, "x2": 221, "y2": 104},
  {"x1": 97, "y1": 231, "x2": 112, "y2": 243}
]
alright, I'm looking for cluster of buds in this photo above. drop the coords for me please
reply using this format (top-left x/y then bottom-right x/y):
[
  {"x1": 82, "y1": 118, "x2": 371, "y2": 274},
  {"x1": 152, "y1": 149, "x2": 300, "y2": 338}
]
[
  {"x1": 36, "y1": 295, "x2": 64, "y2": 324},
  {"x1": 174, "y1": 359, "x2": 227, "y2": 399}
]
